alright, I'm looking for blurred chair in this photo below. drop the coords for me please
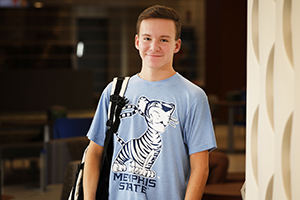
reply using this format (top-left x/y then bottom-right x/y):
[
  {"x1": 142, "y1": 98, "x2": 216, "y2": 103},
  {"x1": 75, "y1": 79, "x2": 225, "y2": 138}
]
[
  {"x1": 60, "y1": 160, "x2": 81, "y2": 200},
  {"x1": 47, "y1": 136, "x2": 89, "y2": 184},
  {"x1": 53, "y1": 118, "x2": 93, "y2": 139},
  {"x1": 226, "y1": 90, "x2": 246, "y2": 127},
  {"x1": 48, "y1": 118, "x2": 92, "y2": 184}
]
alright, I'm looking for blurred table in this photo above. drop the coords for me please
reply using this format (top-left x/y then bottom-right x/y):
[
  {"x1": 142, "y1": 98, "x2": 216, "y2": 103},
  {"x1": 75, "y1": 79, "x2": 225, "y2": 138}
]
[
  {"x1": 0, "y1": 110, "x2": 95, "y2": 191},
  {"x1": 203, "y1": 182, "x2": 244, "y2": 200},
  {"x1": 1, "y1": 120, "x2": 53, "y2": 142},
  {"x1": 1, "y1": 195, "x2": 15, "y2": 200},
  {"x1": 0, "y1": 120, "x2": 53, "y2": 192}
]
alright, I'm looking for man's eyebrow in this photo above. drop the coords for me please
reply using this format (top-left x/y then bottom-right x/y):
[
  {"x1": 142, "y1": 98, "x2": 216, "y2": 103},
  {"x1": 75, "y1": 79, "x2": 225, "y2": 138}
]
[
  {"x1": 141, "y1": 34, "x2": 151, "y2": 37},
  {"x1": 160, "y1": 35, "x2": 172, "y2": 38},
  {"x1": 140, "y1": 34, "x2": 172, "y2": 38}
]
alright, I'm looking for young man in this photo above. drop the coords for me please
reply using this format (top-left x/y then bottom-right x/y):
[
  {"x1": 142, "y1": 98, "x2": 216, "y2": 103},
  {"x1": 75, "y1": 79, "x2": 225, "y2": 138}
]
[{"x1": 83, "y1": 5, "x2": 217, "y2": 200}]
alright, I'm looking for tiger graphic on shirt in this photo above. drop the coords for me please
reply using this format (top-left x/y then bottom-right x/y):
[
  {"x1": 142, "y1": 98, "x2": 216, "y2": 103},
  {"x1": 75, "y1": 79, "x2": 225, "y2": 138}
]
[{"x1": 112, "y1": 96, "x2": 178, "y2": 179}]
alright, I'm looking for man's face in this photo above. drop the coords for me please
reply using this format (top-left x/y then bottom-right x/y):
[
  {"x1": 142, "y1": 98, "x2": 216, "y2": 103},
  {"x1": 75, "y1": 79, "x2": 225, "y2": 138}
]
[{"x1": 135, "y1": 18, "x2": 181, "y2": 71}]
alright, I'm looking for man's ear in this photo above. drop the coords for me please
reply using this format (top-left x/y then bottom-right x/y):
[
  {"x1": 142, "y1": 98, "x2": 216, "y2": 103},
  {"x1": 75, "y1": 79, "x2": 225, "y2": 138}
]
[
  {"x1": 174, "y1": 39, "x2": 181, "y2": 53},
  {"x1": 135, "y1": 34, "x2": 140, "y2": 50}
]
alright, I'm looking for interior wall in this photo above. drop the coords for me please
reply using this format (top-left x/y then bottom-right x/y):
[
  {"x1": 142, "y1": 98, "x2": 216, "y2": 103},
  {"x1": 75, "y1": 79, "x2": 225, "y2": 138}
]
[
  {"x1": 246, "y1": 0, "x2": 300, "y2": 199},
  {"x1": 205, "y1": 0, "x2": 247, "y2": 100},
  {"x1": 0, "y1": 1, "x2": 206, "y2": 88},
  {"x1": 0, "y1": 0, "x2": 229, "y2": 111}
]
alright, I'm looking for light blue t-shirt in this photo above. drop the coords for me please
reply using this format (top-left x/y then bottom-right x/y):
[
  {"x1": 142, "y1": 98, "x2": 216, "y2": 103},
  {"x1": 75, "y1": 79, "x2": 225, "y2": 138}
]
[{"x1": 87, "y1": 73, "x2": 217, "y2": 200}]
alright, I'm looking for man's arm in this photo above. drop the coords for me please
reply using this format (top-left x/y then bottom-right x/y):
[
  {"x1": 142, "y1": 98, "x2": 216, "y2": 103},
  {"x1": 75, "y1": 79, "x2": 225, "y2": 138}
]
[
  {"x1": 83, "y1": 140, "x2": 104, "y2": 200},
  {"x1": 185, "y1": 150, "x2": 209, "y2": 200}
]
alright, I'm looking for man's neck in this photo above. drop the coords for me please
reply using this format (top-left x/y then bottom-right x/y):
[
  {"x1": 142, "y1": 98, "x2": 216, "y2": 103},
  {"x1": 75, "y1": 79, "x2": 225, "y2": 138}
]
[{"x1": 138, "y1": 68, "x2": 176, "y2": 82}]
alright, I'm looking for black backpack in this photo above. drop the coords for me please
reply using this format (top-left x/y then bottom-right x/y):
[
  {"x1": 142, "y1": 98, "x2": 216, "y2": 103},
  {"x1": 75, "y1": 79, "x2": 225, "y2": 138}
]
[{"x1": 69, "y1": 76, "x2": 130, "y2": 200}]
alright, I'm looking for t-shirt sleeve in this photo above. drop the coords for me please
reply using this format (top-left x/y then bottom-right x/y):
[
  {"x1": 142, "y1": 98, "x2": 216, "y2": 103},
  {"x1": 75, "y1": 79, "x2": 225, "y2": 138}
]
[
  {"x1": 184, "y1": 91, "x2": 217, "y2": 155},
  {"x1": 86, "y1": 82, "x2": 112, "y2": 147}
]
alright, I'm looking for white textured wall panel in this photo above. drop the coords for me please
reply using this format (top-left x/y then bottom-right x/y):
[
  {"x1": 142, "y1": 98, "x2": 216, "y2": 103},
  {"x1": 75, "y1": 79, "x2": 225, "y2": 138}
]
[
  {"x1": 257, "y1": 1, "x2": 276, "y2": 199},
  {"x1": 246, "y1": 0, "x2": 300, "y2": 199},
  {"x1": 290, "y1": 0, "x2": 300, "y2": 199},
  {"x1": 273, "y1": 0, "x2": 294, "y2": 199},
  {"x1": 246, "y1": 0, "x2": 260, "y2": 198}
]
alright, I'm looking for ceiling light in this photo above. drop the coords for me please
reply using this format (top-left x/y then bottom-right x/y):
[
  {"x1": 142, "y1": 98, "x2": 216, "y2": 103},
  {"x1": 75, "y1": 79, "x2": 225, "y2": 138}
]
[
  {"x1": 76, "y1": 41, "x2": 84, "y2": 58},
  {"x1": 34, "y1": 2, "x2": 43, "y2": 8}
]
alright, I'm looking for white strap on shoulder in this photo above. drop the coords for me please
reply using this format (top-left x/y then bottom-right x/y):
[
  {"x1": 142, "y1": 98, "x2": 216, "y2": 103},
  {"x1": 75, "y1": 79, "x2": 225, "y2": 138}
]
[
  {"x1": 119, "y1": 77, "x2": 130, "y2": 97},
  {"x1": 107, "y1": 76, "x2": 130, "y2": 121}
]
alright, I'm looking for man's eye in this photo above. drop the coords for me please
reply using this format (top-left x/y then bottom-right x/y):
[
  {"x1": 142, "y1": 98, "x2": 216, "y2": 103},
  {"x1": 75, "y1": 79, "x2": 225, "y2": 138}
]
[
  {"x1": 144, "y1": 37, "x2": 151, "y2": 41},
  {"x1": 161, "y1": 39, "x2": 168, "y2": 42}
]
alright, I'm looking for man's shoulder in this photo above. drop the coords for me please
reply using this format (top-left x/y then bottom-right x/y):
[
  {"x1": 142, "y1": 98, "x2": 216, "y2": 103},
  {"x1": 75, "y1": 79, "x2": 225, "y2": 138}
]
[{"x1": 175, "y1": 74, "x2": 206, "y2": 94}]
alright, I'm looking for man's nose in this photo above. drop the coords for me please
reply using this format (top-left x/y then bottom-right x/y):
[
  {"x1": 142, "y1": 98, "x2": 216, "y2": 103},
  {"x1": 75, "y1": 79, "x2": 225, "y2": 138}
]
[{"x1": 150, "y1": 40, "x2": 160, "y2": 52}]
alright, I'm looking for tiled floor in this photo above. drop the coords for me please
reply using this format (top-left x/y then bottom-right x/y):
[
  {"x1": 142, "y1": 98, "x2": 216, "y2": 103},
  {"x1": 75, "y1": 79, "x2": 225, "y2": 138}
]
[{"x1": 1, "y1": 124, "x2": 246, "y2": 199}]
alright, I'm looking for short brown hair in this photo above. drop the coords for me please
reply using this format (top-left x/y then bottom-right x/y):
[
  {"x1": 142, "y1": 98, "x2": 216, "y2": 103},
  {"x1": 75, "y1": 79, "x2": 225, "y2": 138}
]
[{"x1": 136, "y1": 5, "x2": 181, "y2": 40}]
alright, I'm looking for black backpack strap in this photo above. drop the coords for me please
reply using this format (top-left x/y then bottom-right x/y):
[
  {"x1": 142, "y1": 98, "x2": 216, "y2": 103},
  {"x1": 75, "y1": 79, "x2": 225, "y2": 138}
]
[
  {"x1": 99, "y1": 76, "x2": 129, "y2": 184},
  {"x1": 106, "y1": 77, "x2": 130, "y2": 129},
  {"x1": 69, "y1": 77, "x2": 130, "y2": 200}
]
